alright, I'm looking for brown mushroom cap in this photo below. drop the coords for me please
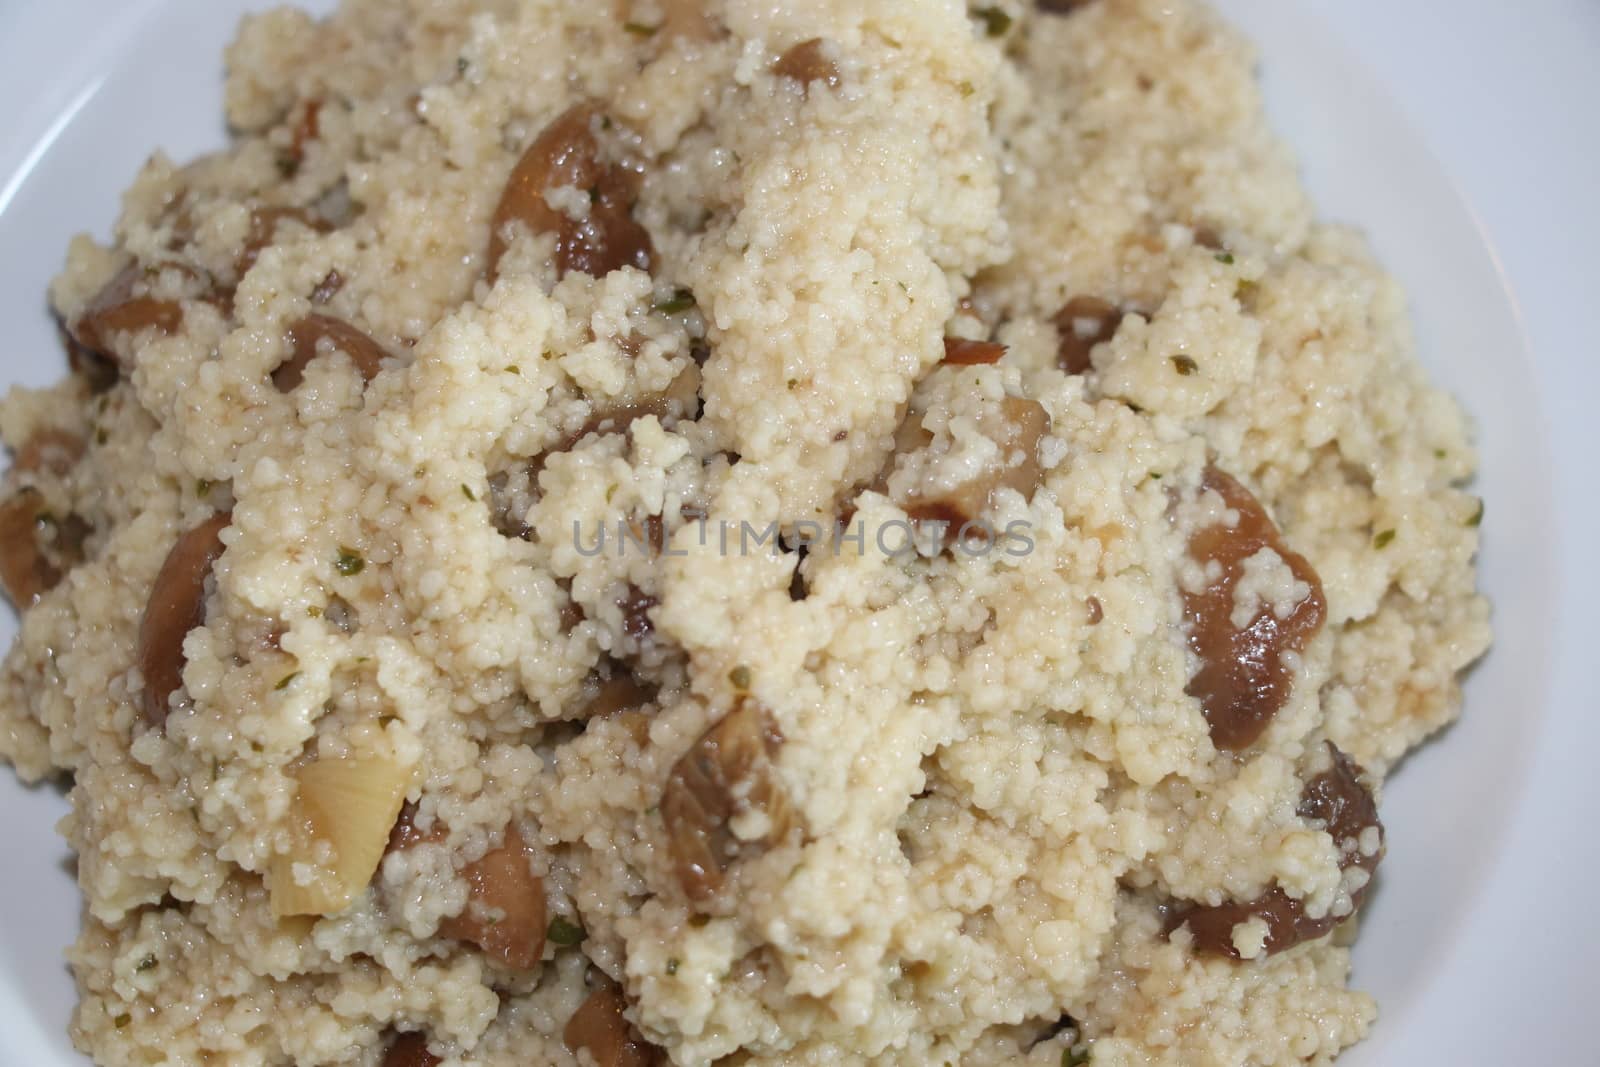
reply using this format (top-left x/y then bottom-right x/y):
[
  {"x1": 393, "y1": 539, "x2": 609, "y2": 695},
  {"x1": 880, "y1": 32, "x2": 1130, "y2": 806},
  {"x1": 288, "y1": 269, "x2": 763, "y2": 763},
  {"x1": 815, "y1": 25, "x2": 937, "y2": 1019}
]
[
  {"x1": 274, "y1": 315, "x2": 388, "y2": 392},
  {"x1": 1169, "y1": 744, "x2": 1384, "y2": 957},
  {"x1": 137, "y1": 512, "x2": 230, "y2": 728},
  {"x1": 661, "y1": 698, "x2": 797, "y2": 906},
  {"x1": 1182, "y1": 466, "x2": 1326, "y2": 751},
  {"x1": 899, "y1": 395, "x2": 1050, "y2": 539},
  {"x1": 69, "y1": 263, "x2": 184, "y2": 369},
  {"x1": 489, "y1": 105, "x2": 655, "y2": 283},
  {"x1": 773, "y1": 38, "x2": 841, "y2": 90},
  {"x1": 941, "y1": 337, "x2": 1007, "y2": 366},
  {"x1": 0, "y1": 490, "x2": 63, "y2": 609},
  {"x1": 564, "y1": 984, "x2": 661, "y2": 1067},
  {"x1": 380, "y1": 1031, "x2": 441, "y2": 1067},
  {"x1": 387, "y1": 813, "x2": 547, "y2": 971},
  {"x1": 1051, "y1": 295, "x2": 1126, "y2": 375}
]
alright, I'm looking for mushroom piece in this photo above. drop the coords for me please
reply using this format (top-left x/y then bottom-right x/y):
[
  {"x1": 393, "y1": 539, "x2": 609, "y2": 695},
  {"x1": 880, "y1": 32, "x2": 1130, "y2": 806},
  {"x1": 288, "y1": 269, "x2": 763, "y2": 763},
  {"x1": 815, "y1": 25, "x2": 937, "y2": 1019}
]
[
  {"x1": 897, "y1": 395, "x2": 1051, "y2": 537},
  {"x1": 14, "y1": 429, "x2": 85, "y2": 476},
  {"x1": 580, "y1": 669, "x2": 657, "y2": 720},
  {"x1": 381, "y1": 1032, "x2": 441, "y2": 1067},
  {"x1": 488, "y1": 105, "x2": 655, "y2": 283},
  {"x1": 1181, "y1": 466, "x2": 1326, "y2": 750},
  {"x1": 0, "y1": 490, "x2": 66, "y2": 609},
  {"x1": 137, "y1": 512, "x2": 230, "y2": 727},
  {"x1": 274, "y1": 314, "x2": 389, "y2": 392},
  {"x1": 660, "y1": 698, "x2": 797, "y2": 906},
  {"x1": 238, "y1": 206, "x2": 332, "y2": 277},
  {"x1": 773, "y1": 38, "x2": 841, "y2": 90},
  {"x1": 68, "y1": 263, "x2": 184, "y2": 369},
  {"x1": 437, "y1": 824, "x2": 547, "y2": 969},
  {"x1": 564, "y1": 984, "x2": 661, "y2": 1067},
  {"x1": 386, "y1": 811, "x2": 548, "y2": 970},
  {"x1": 1168, "y1": 744, "x2": 1384, "y2": 957},
  {"x1": 941, "y1": 337, "x2": 1007, "y2": 366},
  {"x1": 1051, "y1": 295, "x2": 1127, "y2": 375}
]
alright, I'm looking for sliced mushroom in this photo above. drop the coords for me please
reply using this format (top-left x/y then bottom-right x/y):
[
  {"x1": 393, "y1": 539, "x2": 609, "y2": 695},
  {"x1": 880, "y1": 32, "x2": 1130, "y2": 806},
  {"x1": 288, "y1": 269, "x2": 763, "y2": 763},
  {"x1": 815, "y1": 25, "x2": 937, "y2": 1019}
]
[
  {"x1": 564, "y1": 984, "x2": 661, "y2": 1067},
  {"x1": 615, "y1": 585, "x2": 658, "y2": 643},
  {"x1": 238, "y1": 207, "x2": 332, "y2": 277},
  {"x1": 1051, "y1": 296, "x2": 1130, "y2": 375},
  {"x1": 773, "y1": 38, "x2": 841, "y2": 90},
  {"x1": 69, "y1": 263, "x2": 184, "y2": 368},
  {"x1": 527, "y1": 364, "x2": 701, "y2": 488},
  {"x1": 941, "y1": 337, "x2": 1007, "y2": 366},
  {"x1": 274, "y1": 314, "x2": 388, "y2": 392},
  {"x1": 656, "y1": 0, "x2": 720, "y2": 42},
  {"x1": 384, "y1": 810, "x2": 546, "y2": 967},
  {"x1": 1168, "y1": 744, "x2": 1383, "y2": 957},
  {"x1": 381, "y1": 1031, "x2": 441, "y2": 1067},
  {"x1": 1182, "y1": 466, "x2": 1326, "y2": 750},
  {"x1": 437, "y1": 824, "x2": 547, "y2": 970},
  {"x1": 488, "y1": 105, "x2": 655, "y2": 283},
  {"x1": 898, "y1": 396, "x2": 1051, "y2": 537},
  {"x1": 137, "y1": 512, "x2": 230, "y2": 727},
  {"x1": 660, "y1": 698, "x2": 797, "y2": 906},
  {"x1": 0, "y1": 490, "x2": 63, "y2": 609},
  {"x1": 14, "y1": 429, "x2": 85, "y2": 476},
  {"x1": 580, "y1": 668, "x2": 656, "y2": 720}
]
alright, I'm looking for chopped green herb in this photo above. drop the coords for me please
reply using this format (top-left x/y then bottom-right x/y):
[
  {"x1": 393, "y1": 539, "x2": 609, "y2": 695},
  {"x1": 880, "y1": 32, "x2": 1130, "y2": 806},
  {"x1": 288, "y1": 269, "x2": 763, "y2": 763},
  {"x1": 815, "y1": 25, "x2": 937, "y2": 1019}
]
[
  {"x1": 1215, "y1": 251, "x2": 1235, "y2": 264},
  {"x1": 196, "y1": 478, "x2": 213, "y2": 496},
  {"x1": 1062, "y1": 1047, "x2": 1090, "y2": 1067},
  {"x1": 1435, "y1": 447, "x2": 1448, "y2": 459},
  {"x1": 1147, "y1": 472, "x2": 1162, "y2": 480},
  {"x1": 547, "y1": 916, "x2": 586, "y2": 946},
  {"x1": 1171, "y1": 355, "x2": 1198, "y2": 376},
  {"x1": 275, "y1": 672, "x2": 300, "y2": 691},
  {"x1": 506, "y1": 364, "x2": 521, "y2": 375},
  {"x1": 958, "y1": 80, "x2": 977, "y2": 98},
  {"x1": 729, "y1": 665, "x2": 752, "y2": 689},
  {"x1": 457, "y1": 56, "x2": 470, "y2": 74},
  {"x1": 623, "y1": 21, "x2": 659, "y2": 36},
  {"x1": 96, "y1": 428, "x2": 109, "y2": 446},
  {"x1": 113, "y1": 1013, "x2": 131, "y2": 1029},
  {"x1": 307, "y1": 605, "x2": 323, "y2": 618},
  {"x1": 461, "y1": 484, "x2": 476, "y2": 502},
  {"x1": 1468, "y1": 499, "x2": 1484, "y2": 528},
  {"x1": 666, "y1": 957, "x2": 680, "y2": 976},
  {"x1": 1235, "y1": 278, "x2": 1258, "y2": 305},
  {"x1": 135, "y1": 954, "x2": 158, "y2": 973},
  {"x1": 655, "y1": 288, "x2": 697, "y2": 314},
  {"x1": 974, "y1": 6, "x2": 1013, "y2": 36},
  {"x1": 1373, "y1": 528, "x2": 1396, "y2": 550},
  {"x1": 335, "y1": 548, "x2": 365, "y2": 577}
]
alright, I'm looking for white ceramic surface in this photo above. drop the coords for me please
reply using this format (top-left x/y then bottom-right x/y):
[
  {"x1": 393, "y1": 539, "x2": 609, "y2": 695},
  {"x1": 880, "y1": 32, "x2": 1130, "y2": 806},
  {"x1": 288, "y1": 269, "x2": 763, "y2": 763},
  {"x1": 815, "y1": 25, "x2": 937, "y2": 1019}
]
[{"x1": 0, "y1": 0, "x2": 1594, "y2": 1063}]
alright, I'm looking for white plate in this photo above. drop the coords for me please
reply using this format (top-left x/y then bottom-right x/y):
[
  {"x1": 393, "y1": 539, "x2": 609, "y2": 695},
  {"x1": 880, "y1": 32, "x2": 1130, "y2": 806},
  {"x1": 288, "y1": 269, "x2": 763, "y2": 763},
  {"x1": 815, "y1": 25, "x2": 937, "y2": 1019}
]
[{"x1": 0, "y1": 0, "x2": 1594, "y2": 1063}]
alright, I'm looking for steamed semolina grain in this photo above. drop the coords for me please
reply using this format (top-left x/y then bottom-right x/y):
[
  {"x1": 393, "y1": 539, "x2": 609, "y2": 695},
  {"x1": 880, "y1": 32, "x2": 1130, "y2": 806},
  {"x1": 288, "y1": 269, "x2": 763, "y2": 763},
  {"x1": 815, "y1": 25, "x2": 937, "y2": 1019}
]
[{"x1": 0, "y1": 1, "x2": 1490, "y2": 1065}]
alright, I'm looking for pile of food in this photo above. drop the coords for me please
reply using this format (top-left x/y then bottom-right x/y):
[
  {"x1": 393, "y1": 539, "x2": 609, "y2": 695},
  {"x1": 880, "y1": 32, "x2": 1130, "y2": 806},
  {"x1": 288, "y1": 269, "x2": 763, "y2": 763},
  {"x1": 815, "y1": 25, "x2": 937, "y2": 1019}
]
[{"x1": 0, "y1": 0, "x2": 1490, "y2": 1064}]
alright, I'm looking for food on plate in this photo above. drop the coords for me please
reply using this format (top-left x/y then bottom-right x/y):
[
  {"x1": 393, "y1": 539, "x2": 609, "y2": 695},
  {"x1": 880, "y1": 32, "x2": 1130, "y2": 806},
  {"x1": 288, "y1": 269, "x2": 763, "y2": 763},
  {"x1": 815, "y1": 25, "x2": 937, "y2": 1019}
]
[{"x1": 0, "y1": 0, "x2": 1491, "y2": 1063}]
